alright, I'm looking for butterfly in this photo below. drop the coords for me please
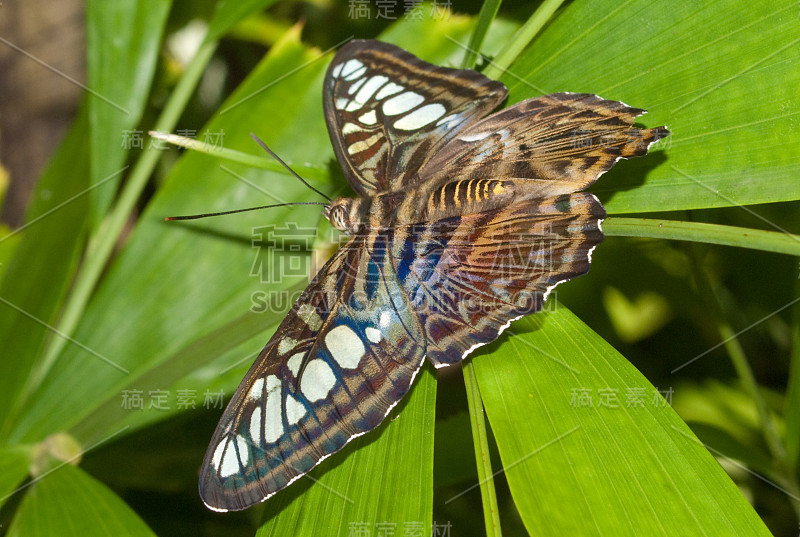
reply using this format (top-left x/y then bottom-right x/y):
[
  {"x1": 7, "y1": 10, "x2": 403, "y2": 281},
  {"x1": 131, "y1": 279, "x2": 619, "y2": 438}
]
[{"x1": 198, "y1": 39, "x2": 669, "y2": 511}]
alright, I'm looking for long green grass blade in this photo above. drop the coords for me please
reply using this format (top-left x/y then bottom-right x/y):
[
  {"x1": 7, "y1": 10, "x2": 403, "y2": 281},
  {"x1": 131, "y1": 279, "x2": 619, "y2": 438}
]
[
  {"x1": 149, "y1": 131, "x2": 329, "y2": 184},
  {"x1": 205, "y1": 0, "x2": 282, "y2": 42},
  {"x1": 10, "y1": 31, "x2": 315, "y2": 444},
  {"x1": 604, "y1": 217, "x2": 800, "y2": 256},
  {"x1": 482, "y1": 0, "x2": 565, "y2": 79},
  {"x1": 463, "y1": 362, "x2": 502, "y2": 536},
  {"x1": 460, "y1": 0, "x2": 502, "y2": 69}
]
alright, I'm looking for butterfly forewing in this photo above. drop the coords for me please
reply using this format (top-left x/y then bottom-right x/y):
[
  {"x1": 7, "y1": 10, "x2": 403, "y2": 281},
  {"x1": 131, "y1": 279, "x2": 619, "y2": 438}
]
[
  {"x1": 419, "y1": 92, "x2": 669, "y2": 195},
  {"x1": 323, "y1": 40, "x2": 507, "y2": 195},
  {"x1": 199, "y1": 235, "x2": 426, "y2": 511}
]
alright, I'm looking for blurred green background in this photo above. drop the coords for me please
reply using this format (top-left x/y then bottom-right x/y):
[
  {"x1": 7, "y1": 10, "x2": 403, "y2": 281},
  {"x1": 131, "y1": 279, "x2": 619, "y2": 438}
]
[{"x1": 0, "y1": 1, "x2": 798, "y2": 536}]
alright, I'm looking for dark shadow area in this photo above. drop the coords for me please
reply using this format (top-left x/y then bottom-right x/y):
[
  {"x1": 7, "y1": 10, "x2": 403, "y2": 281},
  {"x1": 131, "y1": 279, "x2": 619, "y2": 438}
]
[
  {"x1": 592, "y1": 145, "x2": 669, "y2": 206},
  {"x1": 81, "y1": 409, "x2": 257, "y2": 536}
]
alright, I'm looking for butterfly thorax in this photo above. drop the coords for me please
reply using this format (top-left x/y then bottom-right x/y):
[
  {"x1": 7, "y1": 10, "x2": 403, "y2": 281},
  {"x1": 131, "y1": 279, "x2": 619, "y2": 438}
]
[
  {"x1": 325, "y1": 191, "x2": 406, "y2": 234},
  {"x1": 325, "y1": 194, "x2": 394, "y2": 235},
  {"x1": 327, "y1": 178, "x2": 520, "y2": 235}
]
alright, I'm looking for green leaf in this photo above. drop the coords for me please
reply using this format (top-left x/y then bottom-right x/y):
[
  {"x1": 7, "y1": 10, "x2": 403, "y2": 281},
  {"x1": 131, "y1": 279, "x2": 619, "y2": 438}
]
[
  {"x1": 686, "y1": 422, "x2": 773, "y2": 477},
  {"x1": 11, "y1": 31, "x2": 330, "y2": 444},
  {"x1": 673, "y1": 380, "x2": 780, "y2": 476},
  {"x1": 474, "y1": 308, "x2": 772, "y2": 535},
  {"x1": 35, "y1": 36, "x2": 220, "y2": 403},
  {"x1": 0, "y1": 106, "x2": 91, "y2": 441},
  {"x1": 504, "y1": 0, "x2": 800, "y2": 213},
  {"x1": 71, "y1": 295, "x2": 297, "y2": 442},
  {"x1": 6, "y1": 463, "x2": 156, "y2": 537},
  {"x1": 147, "y1": 131, "x2": 329, "y2": 184},
  {"x1": 87, "y1": 0, "x2": 171, "y2": 222},
  {"x1": 0, "y1": 227, "x2": 22, "y2": 282},
  {"x1": 0, "y1": 445, "x2": 33, "y2": 510},
  {"x1": 205, "y1": 0, "x2": 282, "y2": 43}
]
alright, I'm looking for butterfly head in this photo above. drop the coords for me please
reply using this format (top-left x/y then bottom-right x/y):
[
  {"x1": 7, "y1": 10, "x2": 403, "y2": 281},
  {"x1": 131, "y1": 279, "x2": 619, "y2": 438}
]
[{"x1": 325, "y1": 197, "x2": 363, "y2": 235}]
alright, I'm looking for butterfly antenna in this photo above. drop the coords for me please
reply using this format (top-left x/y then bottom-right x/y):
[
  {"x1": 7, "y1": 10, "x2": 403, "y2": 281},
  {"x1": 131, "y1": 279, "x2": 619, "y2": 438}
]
[
  {"x1": 165, "y1": 201, "x2": 327, "y2": 221},
  {"x1": 250, "y1": 133, "x2": 332, "y2": 202}
]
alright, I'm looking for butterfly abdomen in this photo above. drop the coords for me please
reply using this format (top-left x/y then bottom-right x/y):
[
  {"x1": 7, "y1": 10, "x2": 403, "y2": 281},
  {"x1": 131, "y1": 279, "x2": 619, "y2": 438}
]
[{"x1": 423, "y1": 179, "x2": 514, "y2": 220}]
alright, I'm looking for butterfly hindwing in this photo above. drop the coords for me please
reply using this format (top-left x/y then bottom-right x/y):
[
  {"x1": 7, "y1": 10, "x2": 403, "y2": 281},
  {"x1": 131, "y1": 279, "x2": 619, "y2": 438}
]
[
  {"x1": 323, "y1": 39, "x2": 507, "y2": 195},
  {"x1": 199, "y1": 234, "x2": 426, "y2": 511},
  {"x1": 392, "y1": 192, "x2": 605, "y2": 367}
]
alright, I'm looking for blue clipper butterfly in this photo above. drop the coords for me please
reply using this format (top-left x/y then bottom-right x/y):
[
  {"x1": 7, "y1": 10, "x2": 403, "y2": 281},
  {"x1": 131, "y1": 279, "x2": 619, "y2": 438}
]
[{"x1": 198, "y1": 39, "x2": 669, "y2": 511}]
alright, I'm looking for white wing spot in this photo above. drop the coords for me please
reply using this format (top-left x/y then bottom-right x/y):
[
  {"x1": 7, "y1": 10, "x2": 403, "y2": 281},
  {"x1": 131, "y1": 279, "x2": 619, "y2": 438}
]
[
  {"x1": 335, "y1": 97, "x2": 348, "y2": 110},
  {"x1": 219, "y1": 438, "x2": 240, "y2": 478},
  {"x1": 379, "y1": 311, "x2": 392, "y2": 328},
  {"x1": 266, "y1": 374, "x2": 281, "y2": 392},
  {"x1": 248, "y1": 377, "x2": 264, "y2": 401},
  {"x1": 325, "y1": 325, "x2": 364, "y2": 368},
  {"x1": 347, "y1": 132, "x2": 383, "y2": 155},
  {"x1": 278, "y1": 337, "x2": 298, "y2": 355},
  {"x1": 285, "y1": 395, "x2": 307, "y2": 425},
  {"x1": 347, "y1": 76, "x2": 367, "y2": 95},
  {"x1": 459, "y1": 131, "x2": 492, "y2": 142},
  {"x1": 339, "y1": 59, "x2": 363, "y2": 78},
  {"x1": 344, "y1": 66, "x2": 367, "y2": 81},
  {"x1": 382, "y1": 92, "x2": 424, "y2": 116},
  {"x1": 287, "y1": 352, "x2": 304, "y2": 376},
  {"x1": 375, "y1": 82, "x2": 404, "y2": 100},
  {"x1": 263, "y1": 380, "x2": 283, "y2": 443},
  {"x1": 365, "y1": 327, "x2": 381, "y2": 343},
  {"x1": 354, "y1": 75, "x2": 388, "y2": 105},
  {"x1": 436, "y1": 113, "x2": 459, "y2": 127},
  {"x1": 297, "y1": 303, "x2": 323, "y2": 331},
  {"x1": 358, "y1": 110, "x2": 378, "y2": 125},
  {"x1": 342, "y1": 122, "x2": 362, "y2": 135},
  {"x1": 249, "y1": 407, "x2": 262, "y2": 444},
  {"x1": 393, "y1": 103, "x2": 446, "y2": 130},
  {"x1": 300, "y1": 359, "x2": 337, "y2": 402},
  {"x1": 331, "y1": 63, "x2": 344, "y2": 78},
  {"x1": 211, "y1": 439, "x2": 226, "y2": 470},
  {"x1": 345, "y1": 100, "x2": 363, "y2": 112}
]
